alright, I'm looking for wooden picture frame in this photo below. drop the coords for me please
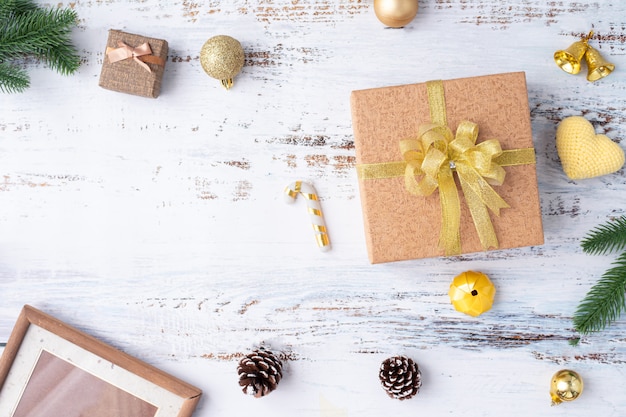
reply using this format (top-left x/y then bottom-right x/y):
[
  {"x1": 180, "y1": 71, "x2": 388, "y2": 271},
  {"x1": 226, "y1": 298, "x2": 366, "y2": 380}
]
[{"x1": 0, "y1": 305, "x2": 201, "y2": 417}]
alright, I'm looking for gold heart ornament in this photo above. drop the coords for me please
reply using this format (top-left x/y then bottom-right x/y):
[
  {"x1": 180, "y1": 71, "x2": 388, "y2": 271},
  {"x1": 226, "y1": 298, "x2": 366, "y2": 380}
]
[{"x1": 556, "y1": 116, "x2": 625, "y2": 179}]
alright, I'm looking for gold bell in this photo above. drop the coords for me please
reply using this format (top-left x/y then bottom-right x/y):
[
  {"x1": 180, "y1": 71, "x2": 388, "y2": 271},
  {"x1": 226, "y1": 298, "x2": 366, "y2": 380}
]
[
  {"x1": 585, "y1": 45, "x2": 615, "y2": 82},
  {"x1": 554, "y1": 32, "x2": 592, "y2": 74}
]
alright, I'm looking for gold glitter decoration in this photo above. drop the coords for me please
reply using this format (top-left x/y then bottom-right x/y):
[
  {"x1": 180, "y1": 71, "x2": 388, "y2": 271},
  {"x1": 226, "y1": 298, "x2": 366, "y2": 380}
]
[
  {"x1": 550, "y1": 369, "x2": 584, "y2": 406},
  {"x1": 200, "y1": 35, "x2": 245, "y2": 90}
]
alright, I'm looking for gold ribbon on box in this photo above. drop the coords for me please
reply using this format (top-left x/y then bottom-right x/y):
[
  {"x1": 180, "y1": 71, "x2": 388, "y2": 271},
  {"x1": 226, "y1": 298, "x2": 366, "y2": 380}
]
[
  {"x1": 106, "y1": 41, "x2": 165, "y2": 73},
  {"x1": 356, "y1": 80, "x2": 536, "y2": 256}
]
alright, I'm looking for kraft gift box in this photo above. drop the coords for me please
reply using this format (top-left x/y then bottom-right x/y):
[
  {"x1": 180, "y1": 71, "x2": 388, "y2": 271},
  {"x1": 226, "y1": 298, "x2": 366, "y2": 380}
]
[
  {"x1": 99, "y1": 30, "x2": 168, "y2": 98},
  {"x1": 350, "y1": 72, "x2": 544, "y2": 263}
]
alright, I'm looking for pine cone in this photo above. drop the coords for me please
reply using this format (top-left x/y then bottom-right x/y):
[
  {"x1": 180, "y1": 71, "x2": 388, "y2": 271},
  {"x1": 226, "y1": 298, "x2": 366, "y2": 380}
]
[
  {"x1": 379, "y1": 356, "x2": 422, "y2": 400},
  {"x1": 237, "y1": 348, "x2": 283, "y2": 398}
]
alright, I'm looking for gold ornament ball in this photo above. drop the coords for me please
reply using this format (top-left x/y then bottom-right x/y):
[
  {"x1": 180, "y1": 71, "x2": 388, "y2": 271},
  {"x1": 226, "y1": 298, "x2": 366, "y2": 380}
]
[
  {"x1": 200, "y1": 35, "x2": 245, "y2": 89},
  {"x1": 550, "y1": 369, "x2": 584, "y2": 406},
  {"x1": 373, "y1": 0, "x2": 418, "y2": 28}
]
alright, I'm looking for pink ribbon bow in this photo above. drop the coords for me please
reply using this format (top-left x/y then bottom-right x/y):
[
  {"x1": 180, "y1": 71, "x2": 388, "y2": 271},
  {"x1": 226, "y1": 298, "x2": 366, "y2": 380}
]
[{"x1": 106, "y1": 41, "x2": 154, "y2": 72}]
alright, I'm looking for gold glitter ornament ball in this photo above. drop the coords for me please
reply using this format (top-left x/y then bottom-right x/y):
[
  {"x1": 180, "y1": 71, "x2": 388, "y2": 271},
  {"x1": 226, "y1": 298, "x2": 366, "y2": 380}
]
[
  {"x1": 200, "y1": 35, "x2": 245, "y2": 90},
  {"x1": 373, "y1": 0, "x2": 418, "y2": 28},
  {"x1": 550, "y1": 369, "x2": 584, "y2": 406}
]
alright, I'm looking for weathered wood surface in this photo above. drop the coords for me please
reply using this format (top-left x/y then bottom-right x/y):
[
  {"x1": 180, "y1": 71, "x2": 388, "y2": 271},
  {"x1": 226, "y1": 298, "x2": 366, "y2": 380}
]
[{"x1": 1, "y1": 0, "x2": 626, "y2": 416}]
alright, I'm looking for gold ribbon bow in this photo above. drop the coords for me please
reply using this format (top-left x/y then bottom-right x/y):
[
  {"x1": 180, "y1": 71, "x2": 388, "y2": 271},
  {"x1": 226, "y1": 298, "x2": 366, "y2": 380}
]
[
  {"x1": 106, "y1": 41, "x2": 164, "y2": 73},
  {"x1": 401, "y1": 120, "x2": 510, "y2": 255},
  {"x1": 356, "y1": 80, "x2": 536, "y2": 256}
]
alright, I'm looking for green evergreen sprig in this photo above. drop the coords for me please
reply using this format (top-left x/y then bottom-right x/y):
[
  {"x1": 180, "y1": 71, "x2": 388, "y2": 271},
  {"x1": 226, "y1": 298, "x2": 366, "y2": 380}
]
[
  {"x1": 0, "y1": 61, "x2": 29, "y2": 92},
  {"x1": 573, "y1": 215, "x2": 626, "y2": 337},
  {"x1": 0, "y1": 0, "x2": 39, "y2": 17},
  {"x1": 581, "y1": 215, "x2": 626, "y2": 256},
  {"x1": 0, "y1": 0, "x2": 80, "y2": 93}
]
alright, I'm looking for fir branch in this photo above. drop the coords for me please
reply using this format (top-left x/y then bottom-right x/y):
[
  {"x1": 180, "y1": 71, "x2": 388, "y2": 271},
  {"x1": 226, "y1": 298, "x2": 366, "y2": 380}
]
[
  {"x1": 0, "y1": 0, "x2": 38, "y2": 18},
  {"x1": 573, "y1": 251, "x2": 626, "y2": 335},
  {"x1": 0, "y1": 8, "x2": 79, "y2": 61},
  {"x1": 581, "y1": 216, "x2": 626, "y2": 256},
  {"x1": 0, "y1": 3, "x2": 79, "y2": 90},
  {"x1": 0, "y1": 61, "x2": 29, "y2": 93}
]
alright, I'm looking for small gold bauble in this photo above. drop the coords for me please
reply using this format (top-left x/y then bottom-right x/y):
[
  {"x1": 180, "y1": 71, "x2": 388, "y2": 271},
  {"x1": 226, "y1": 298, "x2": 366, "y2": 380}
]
[
  {"x1": 200, "y1": 35, "x2": 245, "y2": 90},
  {"x1": 550, "y1": 369, "x2": 584, "y2": 406},
  {"x1": 373, "y1": 0, "x2": 418, "y2": 28}
]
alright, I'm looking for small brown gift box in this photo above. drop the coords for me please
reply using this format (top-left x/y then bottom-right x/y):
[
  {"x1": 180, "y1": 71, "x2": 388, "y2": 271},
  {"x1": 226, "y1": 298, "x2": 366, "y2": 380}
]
[
  {"x1": 350, "y1": 72, "x2": 544, "y2": 263},
  {"x1": 99, "y1": 30, "x2": 168, "y2": 98}
]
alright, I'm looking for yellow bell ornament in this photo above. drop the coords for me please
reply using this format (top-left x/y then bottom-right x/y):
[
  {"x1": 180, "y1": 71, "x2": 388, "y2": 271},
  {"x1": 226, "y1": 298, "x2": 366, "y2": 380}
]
[
  {"x1": 448, "y1": 271, "x2": 496, "y2": 317},
  {"x1": 554, "y1": 30, "x2": 615, "y2": 81},
  {"x1": 584, "y1": 44, "x2": 614, "y2": 82},
  {"x1": 550, "y1": 369, "x2": 583, "y2": 406},
  {"x1": 554, "y1": 31, "x2": 593, "y2": 75}
]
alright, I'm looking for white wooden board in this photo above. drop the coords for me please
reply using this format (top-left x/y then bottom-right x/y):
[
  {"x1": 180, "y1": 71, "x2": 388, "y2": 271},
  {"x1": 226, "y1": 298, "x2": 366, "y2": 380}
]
[{"x1": 1, "y1": 1, "x2": 626, "y2": 416}]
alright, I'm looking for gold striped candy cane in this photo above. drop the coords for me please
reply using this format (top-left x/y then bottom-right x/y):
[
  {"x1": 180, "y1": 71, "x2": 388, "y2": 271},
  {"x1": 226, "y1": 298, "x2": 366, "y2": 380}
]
[{"x1": 284, "y1": 180, "x2": 331, "y2": 251}]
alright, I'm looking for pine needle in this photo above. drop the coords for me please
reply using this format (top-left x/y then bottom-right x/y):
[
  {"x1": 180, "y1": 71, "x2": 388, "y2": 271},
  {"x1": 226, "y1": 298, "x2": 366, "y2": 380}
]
[
  {"x1": 573, "y1": 251, "x2": 626, "y2": 335},
  {"x1": 568, "y1": 337, "x2": 581, "y2": 346},
  {"x1": 0, "y1": 0, "x2": 39, "y2": 18},
  {"x1": 0, "y1": 61, "x2": 29, "y2": 93},
  {"x1": 581, "y1": 216, "x2": 626, "y2": 256}
]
